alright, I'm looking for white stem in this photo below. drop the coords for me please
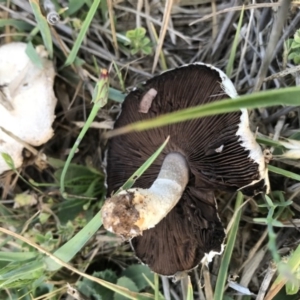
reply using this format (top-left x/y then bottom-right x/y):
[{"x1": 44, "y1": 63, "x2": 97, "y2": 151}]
[{"x1": 102, "y1": 152, "x2": 189, "y2": 238}]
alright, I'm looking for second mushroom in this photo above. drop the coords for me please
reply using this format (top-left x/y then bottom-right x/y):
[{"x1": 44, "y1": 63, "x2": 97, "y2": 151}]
[{"x1": 102, "y1": 63, "x2": 269, "y2": 276}]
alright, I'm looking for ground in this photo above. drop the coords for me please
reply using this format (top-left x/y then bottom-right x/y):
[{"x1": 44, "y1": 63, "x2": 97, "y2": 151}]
[{"x1": 0, "y1": 1, "x2": 300, "y2": 300}]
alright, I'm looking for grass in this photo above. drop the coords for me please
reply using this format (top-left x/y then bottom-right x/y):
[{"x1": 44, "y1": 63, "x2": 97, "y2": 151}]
[
  {"x1": 63, "y1": 0, "x2": 101, "y2": 67},
  {"x1": 214, "y1": 192, "x2": 244, "y2": 300},
  {"x1": 1, "y1": 1, "x2": 300, "y2": 299},
  {"x1": 105, "y1": 86, "x2": 300, "y2": 138},
  {"x1": 60, "y1": 68, "x2": 109, "y2": 196},
  {"x1": 29, "y1": 0, "x2": 53, "y2": 58}
]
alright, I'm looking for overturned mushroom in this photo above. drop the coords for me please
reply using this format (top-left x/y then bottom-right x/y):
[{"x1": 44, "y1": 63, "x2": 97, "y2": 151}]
[
  {"x1": 102, "y1": 63, "x2": 269, "y2": 276},
  {"x1": 0, "y1": 42, "x2": 57, "y2": 174}
]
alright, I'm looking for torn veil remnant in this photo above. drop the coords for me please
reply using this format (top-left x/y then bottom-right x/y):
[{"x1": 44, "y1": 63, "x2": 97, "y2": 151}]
[
  {"x1": 0, "y1": 42, "x2": 57, "y2": 174},
  {"x1": 102, "y1": 63, "x2": 270, "y2": 276},
  {"x1": 138, "y1": 88, "x2": 158, "y2": 113}
]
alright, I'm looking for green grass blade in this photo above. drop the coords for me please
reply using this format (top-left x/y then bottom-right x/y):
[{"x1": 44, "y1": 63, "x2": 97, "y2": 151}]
[
  {"x1": 0, "y1": 259, "x2": 44, "y2": 288},
  {"x1": 0, "y1": 19, "x2": 33, "y2": 31},
  {"x1": 151, "y1": 24, "x2": 168, "y2": 71},
  {"x1": 0, "y1": 225, "x2": 153, "y2": 298},
  {"x1": 154, "y1": 273, "x2": 159, "y2": 300},
  {"x1": 67, "y1": 0, "x2": 87, "y2": 15},
  {"x1": 112, "y1": 61, "x2": 126, "y2": 92},
  {"x1": 214, "y1": 192, "x2": 244, "y2": 300},
  {"x1": 186, "y1": 277, "x2": 194, "y2": 300},
  {"x1": 116, "y1": 136, "x2": 169, "y2": 193},
  {"x1": 64, "y1": 0, "x2": 101, "y2": 66},
  {"x1": 44, "y1": 211, "x2": 102, "y2": 271},
  {"x1": 256, "y1": 136, "x2": 284, "y2": 148},
  {"x1": 0, "y1": 252, "x2": 36, "y2": 262},
  {"x1": 142, "y1": 274, "x2": 164, "y2": 299},
  {"x1": 268, "y1": 165, "x2": 300, "y2": 181},
  {"x1": 29, "y1": 0, "x2": 53, "y2": 58},
  {"x1": 266, "y1": 244, "x2": 300, "y2": 299},
  {"x1": 107, "y1": 86, "x2": 300, "y2": 137},
  {"x1": 109, "y1": 87, "x2": 126, "y2": 103},
  {"x1": 60, "y1": 70, "x2": 109, "y2": 195},
  {"x1": 25, "y1": 42, "x2": 43, "y2": 69},
  {"x1": 226, "y1": 5, "x2": 244, "y2": 77}
]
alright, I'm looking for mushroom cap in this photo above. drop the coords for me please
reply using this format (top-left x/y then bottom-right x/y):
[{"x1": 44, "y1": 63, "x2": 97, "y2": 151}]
[
  {"x1": 0, "y1": 42, "x2": 57, "y2": 173},
  {"x1": 106, "y1": 63, "x2": 269, "y2": 276}
]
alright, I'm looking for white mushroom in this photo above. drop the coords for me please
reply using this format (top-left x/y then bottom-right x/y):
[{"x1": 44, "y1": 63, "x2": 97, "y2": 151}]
[{"x1": 0, "y1": 42, "x2": 57, "y2": 174}]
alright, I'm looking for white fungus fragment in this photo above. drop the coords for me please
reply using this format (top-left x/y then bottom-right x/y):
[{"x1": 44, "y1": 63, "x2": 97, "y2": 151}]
[
  {"x1": 0, "y1": 42, "x2": 57, "y2": 174},
  {"x1": 139, "y1": 88, "x2": 157, "y2": 113},
  {"x1": 215, "y1": 144, "x2": 224, "y2": 153}
]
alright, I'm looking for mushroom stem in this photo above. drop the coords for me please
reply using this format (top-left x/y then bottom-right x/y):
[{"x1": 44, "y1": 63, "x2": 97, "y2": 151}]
[{"x1": 102, "y1": 152, "x2": 189, "y2": 238}]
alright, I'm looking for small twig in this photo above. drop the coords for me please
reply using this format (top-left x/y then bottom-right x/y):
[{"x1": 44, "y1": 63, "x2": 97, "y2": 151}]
[
  {"x1": 114, "y1": 3, "x2": 191, "y2": 44},
  {"x1": 203, "y1": 265, "x2": 214, "y2": 300},
  {"x1": 238, "y1": 228, "x2": 268, "y2": 273},
  {"x1": 211, "y1": 0, "x2": 217, "y2": 40},
  {"x1": 189, "y1": 3, "x2": 281, "y2": 25},
  {"x1": 180, "y1": 275, "x2": 189, "y2": 300},
  {"x1": 212, "y1": 0, "x2": 238, "y2": 58},
  {"x1": 152, "y1": 0, "x2": 173, "y2": 73},
  {"x1": 237, "y1": 247, "x2": 267, "y2": 300},
  {"x1": 0, "y1": 126, "x2": 38, "y2": 156},
  {"x1": 262, "y1": 107, "x2": 295, "y2": 124},
  {"x1": 256, "y1": 261, "x2": 277, "y2": 300},
  {"x1": 136, "y1": 0, "x2": 143, "y2": 28},
  {"x1": 253, "y1": 0, "x2": 292, "y2": 91},
  {"x1": 106, "y1": 0, "x2": 119, "y2": 58},
  {"x1": 161, "y1": 276, "x2": 171, "y2": 300},
  {"x1": 4, "y1": 0, "x2": 11, "y2": 44},
  {"x1": 274, "y1": 10, "x2": 300, "y2": 55},
  {"x1": 264, "y1": 65, "x2": 300, "y2": 82},
  {"x1": 170, "y1": 289, "x2": 181, "y2": 300},
  {"x1": 270, "y1": 116, "x2": 286, "y2": 153},
  {"x1": 194, "y1": 268, "x2": 206, "y2": 300},
  {"x1": 235, "y1": 3, "x2": 255, "y2": 85},
  {"x1": 0, "y1": 85, "x2": 14, "y2": 111}
]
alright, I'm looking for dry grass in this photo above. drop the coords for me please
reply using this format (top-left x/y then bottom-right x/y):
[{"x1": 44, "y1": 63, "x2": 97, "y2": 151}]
[{"x1": 1, "y1": 0, "x2": 300, "y2": 299}]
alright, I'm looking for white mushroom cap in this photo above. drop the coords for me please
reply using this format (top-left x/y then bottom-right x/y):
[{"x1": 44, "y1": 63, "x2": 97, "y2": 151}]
[{"x1": 0, "y1": 42, "x2": 57, "y2": 173}]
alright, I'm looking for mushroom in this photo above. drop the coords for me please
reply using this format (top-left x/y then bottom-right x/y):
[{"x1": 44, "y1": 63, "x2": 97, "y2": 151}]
[
  {"x1": 0, "y1": 42, "x2": 57, "y2": 174},
  {"x1": 102, "y1": 63, "x2": 269, "y2": 276}
]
